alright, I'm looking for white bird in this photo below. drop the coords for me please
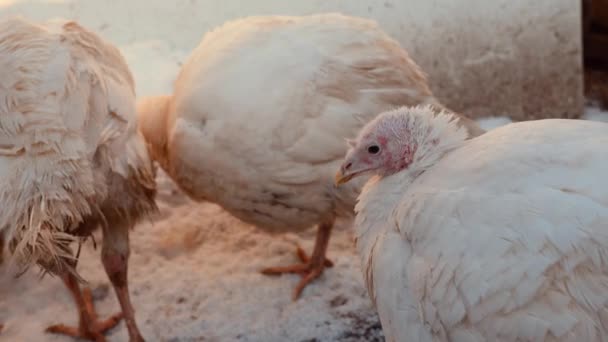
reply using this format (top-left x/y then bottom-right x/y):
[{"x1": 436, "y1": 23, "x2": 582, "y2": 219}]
[
  {"x1": 0, "y1": 17, "x2": 156, "y2": 341},
  {"x1": 336, "y1": 105, "x2": 608, "y2": 341},
  {"x1": 137, "y1": 13, "x2": 483, "y2": 300}
]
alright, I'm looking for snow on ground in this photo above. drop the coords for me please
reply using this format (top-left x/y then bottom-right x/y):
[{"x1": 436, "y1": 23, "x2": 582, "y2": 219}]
[
  {"x1": 474, "y1": 105, "x2": 608, "y2": 131},
  {"x1": 583, "y1": 101, "x2": 608, "y2": 122},
  {"x1": 2, "y1": 2, "x2": 608, "y2": 341},
  {"x1": 475, "y1": 116, "x2": 513, "y2": 131}
]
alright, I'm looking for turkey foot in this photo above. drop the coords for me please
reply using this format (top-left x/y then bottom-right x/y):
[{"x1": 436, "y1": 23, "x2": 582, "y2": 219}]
[
  {"x1": 261, "y1": 219, "x2": 334, "y2": 300},
  {"x1": 261, "y1": 245, "x2": 333, "y2": 275},
  {"x1": 261, "y1": 246, "x2": 333, "y2": 300},
  {"x1": 295, "y1": 246, "x2": 334, "y2": 268},
  {"x1": 46, "y1": 274, "x2": 123, "y2": 342},
  {"x1": 46, "y1": 287, "x2": 123, "y2": 341}
]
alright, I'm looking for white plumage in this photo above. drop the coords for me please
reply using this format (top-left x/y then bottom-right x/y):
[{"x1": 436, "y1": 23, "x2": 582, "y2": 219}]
[
  {"x1": 339, "y1": 105, "x2": 608, "y2": 341},
  {"x1": 137, "y1": 13, "x2": 483, "y2": 299},
  {"x1": 0, "y1": 17, "x2": 155, "y2": 341}
]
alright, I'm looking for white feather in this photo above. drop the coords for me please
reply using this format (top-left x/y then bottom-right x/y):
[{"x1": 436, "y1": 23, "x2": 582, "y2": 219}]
[
  {"x1": 0, "y1": 17, "x2": 155, "y2": 274},
  {"x1": 356, "y1": 106, "x2": 608, "y2": 341},
  {"x1": 137, "y1": 13, "x2": 482, "y2": 235}
]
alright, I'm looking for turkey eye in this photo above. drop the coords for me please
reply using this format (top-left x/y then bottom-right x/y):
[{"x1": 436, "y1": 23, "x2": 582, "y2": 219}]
[{"x1": 367, "y1": 145, "x2": 380, "y2": 154}]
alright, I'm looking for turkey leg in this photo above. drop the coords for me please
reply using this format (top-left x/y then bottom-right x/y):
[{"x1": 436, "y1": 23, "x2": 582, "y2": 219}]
[
  {"x1": 101, "y1": 222, "x2": 145, "y2": 342},
  {"x1": 261, "y1": 218, "x2": 335, "y2": 300},
  {"x1": 45, "y1": 273, "x2": 123, "y2": 342}
]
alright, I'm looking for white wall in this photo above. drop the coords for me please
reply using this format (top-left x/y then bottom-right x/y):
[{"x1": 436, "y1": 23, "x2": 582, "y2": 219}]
[{"x1": 1, "y1": 0, "x2": 583, "y2": 120}]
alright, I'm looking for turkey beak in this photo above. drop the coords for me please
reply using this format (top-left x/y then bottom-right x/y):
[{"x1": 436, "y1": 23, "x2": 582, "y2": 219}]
[{"x1": 335, "y1": 162, "x2": 354, "y2": 186}]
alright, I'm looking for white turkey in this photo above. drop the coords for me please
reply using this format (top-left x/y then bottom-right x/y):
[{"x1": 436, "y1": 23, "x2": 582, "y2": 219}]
[
  {"x1": 335, "y1": 105, "x2": 608, "y2": 341},
  {"x1": 137, "y1": 13, "x2": 483, "y2": 300},
  {"x1": 0, "y1": 17, "x2": 156, "y2": 341}
]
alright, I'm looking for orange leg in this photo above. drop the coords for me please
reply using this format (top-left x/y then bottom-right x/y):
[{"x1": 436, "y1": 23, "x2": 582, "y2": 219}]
[
  {"x1": 261, "y1": 218, "x2": 334, "y2": 300},
  {"x1": 101, "y1": 223, "x2": 145, "y2": 342},
  {"x1": 46, "y1": 273, "x2": 123, "y2": 342}
]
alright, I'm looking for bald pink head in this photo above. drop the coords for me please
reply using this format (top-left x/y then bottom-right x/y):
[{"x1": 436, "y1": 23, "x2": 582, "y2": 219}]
[{"x1": 335, "y1": 105, "x2": 467, "y2": 185}]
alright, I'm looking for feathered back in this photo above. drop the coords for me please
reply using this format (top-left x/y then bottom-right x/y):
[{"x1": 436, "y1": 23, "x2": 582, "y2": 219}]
[
  {"x1": 0, "y1": 17, "x2": 155, "y2": 275},
  {"x1": 137, "y1": 13, "x2": 482, "y2": 232},
  {"x1": 356, "y1": 118, "x2": 608, "y2": 341}
]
